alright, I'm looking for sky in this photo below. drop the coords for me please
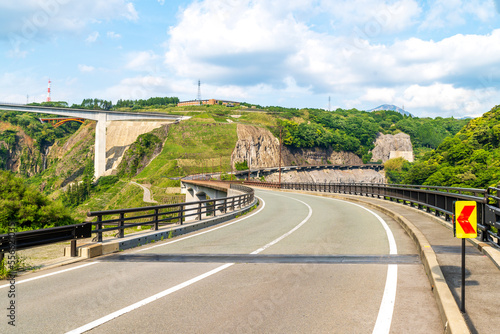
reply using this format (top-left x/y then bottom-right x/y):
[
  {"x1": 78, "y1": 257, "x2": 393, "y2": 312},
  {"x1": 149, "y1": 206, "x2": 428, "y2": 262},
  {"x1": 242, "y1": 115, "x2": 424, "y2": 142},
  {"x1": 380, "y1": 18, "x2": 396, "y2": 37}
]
[{"x1": 0, "y1": 0, "x2": 499, "y2": 118}]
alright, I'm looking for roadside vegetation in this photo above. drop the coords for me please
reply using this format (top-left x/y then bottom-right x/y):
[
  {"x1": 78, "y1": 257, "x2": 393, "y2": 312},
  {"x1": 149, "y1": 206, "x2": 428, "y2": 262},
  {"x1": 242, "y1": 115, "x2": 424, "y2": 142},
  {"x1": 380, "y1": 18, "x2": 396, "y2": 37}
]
[
  {"x1": 0, "y1": 171, "x2": 76, "y2": 234},
  {"x1": 386, "y1": 105, "x2": 500, "y2": 189},
  {"x1": 1, "y1": 96, "x2": 498, "y2": 232}
]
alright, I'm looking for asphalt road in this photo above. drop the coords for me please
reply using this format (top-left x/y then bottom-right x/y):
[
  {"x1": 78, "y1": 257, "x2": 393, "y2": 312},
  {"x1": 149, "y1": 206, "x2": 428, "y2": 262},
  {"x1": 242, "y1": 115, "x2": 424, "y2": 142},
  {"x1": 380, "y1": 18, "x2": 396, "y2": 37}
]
[{"x1": 1, "y1": 189, "x2": 443, "y2": 333}]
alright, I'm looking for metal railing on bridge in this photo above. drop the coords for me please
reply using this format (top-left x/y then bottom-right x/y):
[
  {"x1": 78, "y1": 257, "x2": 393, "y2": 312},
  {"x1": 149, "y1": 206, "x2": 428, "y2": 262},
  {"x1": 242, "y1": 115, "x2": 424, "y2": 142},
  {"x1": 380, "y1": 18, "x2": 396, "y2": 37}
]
[
  {"x1": 227, "y1": 180, "x2": 500, "y2": 247},
  {"x1": 87, "y1": 183, "x2": 255, "y2": 242},
  {"x1": 0, "y1": 184, "x2": 254, "y2": 257}
]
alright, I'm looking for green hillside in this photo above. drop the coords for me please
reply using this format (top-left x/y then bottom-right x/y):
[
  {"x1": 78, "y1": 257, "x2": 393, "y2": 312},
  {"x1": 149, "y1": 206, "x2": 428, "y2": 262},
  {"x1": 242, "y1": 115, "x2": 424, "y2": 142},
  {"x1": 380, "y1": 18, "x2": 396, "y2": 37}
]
[
  {"x1": 389, "y1": 105, "x2": 500, "y2": 188},
  {"x1": 0, "y1": 98, "x2": 480, "y2": 229}
]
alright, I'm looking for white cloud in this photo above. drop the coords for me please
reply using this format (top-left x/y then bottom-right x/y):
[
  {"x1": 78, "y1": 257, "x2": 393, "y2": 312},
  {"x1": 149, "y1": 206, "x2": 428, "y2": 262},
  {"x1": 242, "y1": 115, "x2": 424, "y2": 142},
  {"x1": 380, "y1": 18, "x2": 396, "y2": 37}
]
[
  {"x1": 323, "y1": 0, "x2": 422, "y2": 33},
  {"x1": 85, "y1": 31, "x2": 99, "y2": 44},
  {"x1": 78, "y1": 64, "x2": 95, "y2": 73},
  {"x1": 125, "y1": 51, "x2": 160, "y2": 71},
  {"x1": 124, "y1": 2, "x2": 138, "y2": 21},
  {"x1": 162, "y1": 0, "x2": 500, "y2": 117},
  {"x1": 102, "y1": 75, "x2": 175, "y2": 102},
  {"x1": 403, "y1": 83, "x2": 497, "y2": 117},
  {"x1": 362, "y1": 88, "x2": 397, "y2": 103},
  {"x1": 419, "y1": 0, "x2": 496, "y2": 30},
  {"x1": 107, "y1": 31, "x2": 121, "y2": 39},
  {"x1": 0, "y1": 0, "x2": 139, "y2": 42}
]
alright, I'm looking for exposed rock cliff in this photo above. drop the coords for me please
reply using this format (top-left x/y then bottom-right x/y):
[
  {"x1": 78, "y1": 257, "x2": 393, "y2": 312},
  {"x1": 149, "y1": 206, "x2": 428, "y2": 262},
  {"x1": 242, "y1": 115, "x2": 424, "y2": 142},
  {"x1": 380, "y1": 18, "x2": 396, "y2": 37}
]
[
  {"x1": 231, "y1": 124, "x2": 362, "y2": 168},
  {"x1": 0, "y1": 122, "x2": 42, "y2": 176},
  {"x1": 370, "y1": 132, "x2": 414, "y2": 163},
  {"x1": 45, "y1": 122, "x2": 95, "y2": 189}
]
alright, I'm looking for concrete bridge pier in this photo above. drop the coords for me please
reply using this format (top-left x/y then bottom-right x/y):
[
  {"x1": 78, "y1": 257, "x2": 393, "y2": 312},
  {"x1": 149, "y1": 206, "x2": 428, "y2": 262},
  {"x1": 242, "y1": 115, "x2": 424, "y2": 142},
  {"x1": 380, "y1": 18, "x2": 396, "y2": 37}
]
[
  {"x1": 94, "y1": 114, "x2": 107, "y2": 179},
  {"x1": 0, "y1": 103, "x2": 185, "y2": 179}
]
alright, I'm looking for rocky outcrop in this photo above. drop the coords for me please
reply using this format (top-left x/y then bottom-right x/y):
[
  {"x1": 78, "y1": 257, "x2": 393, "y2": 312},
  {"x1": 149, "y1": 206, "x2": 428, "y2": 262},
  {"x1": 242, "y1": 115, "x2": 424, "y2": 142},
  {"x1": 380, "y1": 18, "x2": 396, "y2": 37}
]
[
  {"x1": 231, "y1": 124, "x2": 362, "y2": 168},
  {"x1": 0, "y1": 122, "x2": 42, "y2": 176},
  {"x1": 370, "y1": 132, "x2": 414, "y2": 163}
]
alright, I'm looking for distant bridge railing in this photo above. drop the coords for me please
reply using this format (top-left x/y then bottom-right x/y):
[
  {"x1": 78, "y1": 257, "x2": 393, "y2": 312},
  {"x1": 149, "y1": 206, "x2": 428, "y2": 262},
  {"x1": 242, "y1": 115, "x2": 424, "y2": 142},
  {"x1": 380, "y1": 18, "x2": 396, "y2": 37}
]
[
  {"x1": 227, "y1": 180, "x2": 499, "y2": 247},
  {"x1": 87, "y1": 183, "x2": 255, "y2": 242}
]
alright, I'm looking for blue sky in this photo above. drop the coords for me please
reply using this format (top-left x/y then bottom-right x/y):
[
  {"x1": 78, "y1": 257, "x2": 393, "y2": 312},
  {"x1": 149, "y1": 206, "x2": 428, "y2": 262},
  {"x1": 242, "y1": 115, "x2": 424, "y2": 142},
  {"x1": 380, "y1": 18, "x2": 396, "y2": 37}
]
[{"x1": 1, "y1": 0, "x2": 499, "y2": 118}]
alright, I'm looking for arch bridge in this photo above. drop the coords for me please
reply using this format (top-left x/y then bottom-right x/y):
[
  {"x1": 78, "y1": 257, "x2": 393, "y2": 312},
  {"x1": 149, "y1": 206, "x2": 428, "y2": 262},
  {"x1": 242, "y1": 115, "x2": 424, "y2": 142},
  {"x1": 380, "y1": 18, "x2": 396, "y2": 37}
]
[{"x1": 39, "y1": 117, "x2": 86, "y2": 127}]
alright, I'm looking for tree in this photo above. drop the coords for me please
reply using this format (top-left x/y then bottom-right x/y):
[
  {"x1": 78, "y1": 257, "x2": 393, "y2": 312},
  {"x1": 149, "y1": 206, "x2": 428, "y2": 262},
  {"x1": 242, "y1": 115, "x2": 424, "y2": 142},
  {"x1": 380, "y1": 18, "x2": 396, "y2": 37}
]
[{"x1": 0, "y1": 171, "x2": 76, "y2": 233}]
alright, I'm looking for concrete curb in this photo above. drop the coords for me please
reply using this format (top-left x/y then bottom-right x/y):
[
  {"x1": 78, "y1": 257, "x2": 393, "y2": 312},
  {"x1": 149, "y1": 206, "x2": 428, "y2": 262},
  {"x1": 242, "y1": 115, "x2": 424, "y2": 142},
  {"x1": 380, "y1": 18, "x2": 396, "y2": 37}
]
[
  {"x1": 70, "y1": 198, "x2": 259, "y2": 259},
  {"x1": 278, "y1": 189, "x2": 470, "y2": 334},
  {"x1": 401, "y1": 204, "x2": 500, "y2": 271}
]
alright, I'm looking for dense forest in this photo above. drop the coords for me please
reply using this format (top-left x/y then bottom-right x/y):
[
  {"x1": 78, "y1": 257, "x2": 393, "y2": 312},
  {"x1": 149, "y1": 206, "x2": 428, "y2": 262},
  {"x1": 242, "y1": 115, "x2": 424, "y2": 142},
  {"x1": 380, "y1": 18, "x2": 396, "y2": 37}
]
[
  {"x1": 0, "y1": 171, "x2": 76, "y2": 234},
  {"x1": 273, "y1": 108, "x2": 469, "y2": 163},
  {"x1": 385, "y1": 105, "x2": 500, "y2": 188},
  {"x1": 0, "y1": 110, "x2": 81, "y2": 151}
]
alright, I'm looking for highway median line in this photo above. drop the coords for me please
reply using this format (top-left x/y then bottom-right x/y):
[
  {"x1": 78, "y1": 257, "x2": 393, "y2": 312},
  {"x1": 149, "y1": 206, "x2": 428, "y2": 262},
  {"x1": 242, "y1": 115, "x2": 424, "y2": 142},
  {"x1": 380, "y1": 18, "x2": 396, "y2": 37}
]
[{"x1": 277, "y1": 189, "x2": 470, "y2": 334}]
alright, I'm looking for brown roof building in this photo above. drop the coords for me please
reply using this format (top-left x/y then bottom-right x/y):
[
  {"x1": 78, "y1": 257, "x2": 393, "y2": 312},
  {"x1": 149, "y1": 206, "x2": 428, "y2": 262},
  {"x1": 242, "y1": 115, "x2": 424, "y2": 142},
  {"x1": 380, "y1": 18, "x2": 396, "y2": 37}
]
[{"x1": 177, "y1": 99, "x2": 240, "y2": 107}]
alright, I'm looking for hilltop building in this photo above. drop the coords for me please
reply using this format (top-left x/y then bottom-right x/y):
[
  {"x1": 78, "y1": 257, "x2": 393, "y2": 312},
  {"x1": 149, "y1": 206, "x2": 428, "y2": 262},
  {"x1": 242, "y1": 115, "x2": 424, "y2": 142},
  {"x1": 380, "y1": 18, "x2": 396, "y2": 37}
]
[{"x1": 177, "y1": 99, "x2": 240, "y2": 107}]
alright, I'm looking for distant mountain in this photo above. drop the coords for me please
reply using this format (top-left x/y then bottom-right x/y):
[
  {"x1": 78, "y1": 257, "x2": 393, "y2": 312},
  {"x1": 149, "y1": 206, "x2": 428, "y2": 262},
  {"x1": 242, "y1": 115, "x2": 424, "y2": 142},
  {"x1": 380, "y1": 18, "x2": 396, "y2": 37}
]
[{"x1": 368, "y1": 104, "x2": 413, "y2": 117}]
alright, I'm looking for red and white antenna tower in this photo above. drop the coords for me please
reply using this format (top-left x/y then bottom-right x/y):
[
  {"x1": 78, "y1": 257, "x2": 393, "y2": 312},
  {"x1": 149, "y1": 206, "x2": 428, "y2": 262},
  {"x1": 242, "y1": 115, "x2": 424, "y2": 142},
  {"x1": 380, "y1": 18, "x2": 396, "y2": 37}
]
[{"x1": 46, "y1": 79, "x2": 51, "y2": 102}]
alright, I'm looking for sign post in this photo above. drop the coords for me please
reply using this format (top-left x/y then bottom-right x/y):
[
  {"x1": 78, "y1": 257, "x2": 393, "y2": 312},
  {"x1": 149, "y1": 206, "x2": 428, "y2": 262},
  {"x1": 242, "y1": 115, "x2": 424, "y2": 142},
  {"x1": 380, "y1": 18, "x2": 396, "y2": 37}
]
[{"x1": 453, "y1": 201, "x2": 478, "y2": 313}]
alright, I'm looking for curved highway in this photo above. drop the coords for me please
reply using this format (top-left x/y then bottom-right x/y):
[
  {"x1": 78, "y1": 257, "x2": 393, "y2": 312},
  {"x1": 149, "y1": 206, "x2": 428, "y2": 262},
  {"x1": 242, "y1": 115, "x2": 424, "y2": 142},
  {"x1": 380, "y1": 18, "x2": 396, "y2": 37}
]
[{"x1": 1, "y1": 189, "x2": 443, "y2": 333}]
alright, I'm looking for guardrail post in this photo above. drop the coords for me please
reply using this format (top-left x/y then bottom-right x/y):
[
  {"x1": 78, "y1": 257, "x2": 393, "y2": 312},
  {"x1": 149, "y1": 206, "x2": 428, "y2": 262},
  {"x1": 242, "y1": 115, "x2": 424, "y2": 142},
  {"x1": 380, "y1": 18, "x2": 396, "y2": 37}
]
[
  {"x1": 70, "y1": 240, "x2": 77, "y2": 257},
  {"x1": 119, "y1": 213, "x2": 124, "y2": 238},
  {"x1": 213, "y1": 200, "x2": 217, "y2": 217},
  {"x1": 154, "y1": 209, "x2": 159, "y2": 230},
  {"x1": 97, "y1": 215, "x2": 103, "y2": 242},
  {"x1": 179, "y1": 205, "x2": 184, "y2": 225},
  {"x1": 198, "y1": 202, "x2": 202, "y2": 221},
  {"x1": 223, "y1": 199, "x2": 227, "y2": 213}
]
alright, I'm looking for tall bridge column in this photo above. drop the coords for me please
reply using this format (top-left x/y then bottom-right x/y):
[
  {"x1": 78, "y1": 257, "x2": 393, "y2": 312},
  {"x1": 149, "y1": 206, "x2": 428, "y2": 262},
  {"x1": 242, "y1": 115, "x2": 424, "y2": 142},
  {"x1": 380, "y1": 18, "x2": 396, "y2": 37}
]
[{"x1": 94, "y1": 114, "x2": 107, "y2": 179}]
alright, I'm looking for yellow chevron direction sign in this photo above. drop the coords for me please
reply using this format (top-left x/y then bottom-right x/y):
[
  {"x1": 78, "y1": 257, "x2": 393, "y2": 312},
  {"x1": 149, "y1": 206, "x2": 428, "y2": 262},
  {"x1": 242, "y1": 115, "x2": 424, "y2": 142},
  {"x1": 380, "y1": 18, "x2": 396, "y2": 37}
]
[{"x1": 454, "y1": 201, "x2": 477, "y2": 238}]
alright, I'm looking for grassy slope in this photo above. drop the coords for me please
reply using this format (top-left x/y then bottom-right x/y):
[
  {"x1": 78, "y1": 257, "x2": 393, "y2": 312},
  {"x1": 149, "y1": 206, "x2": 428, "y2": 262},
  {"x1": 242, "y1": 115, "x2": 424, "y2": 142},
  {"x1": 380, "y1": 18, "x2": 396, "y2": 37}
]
[
  {"x1": 71, "y1": 116, "x2": 239, "y2": 220},
  {"x1": 135, "y1": 117, "x2": 238, "y2": 182}
]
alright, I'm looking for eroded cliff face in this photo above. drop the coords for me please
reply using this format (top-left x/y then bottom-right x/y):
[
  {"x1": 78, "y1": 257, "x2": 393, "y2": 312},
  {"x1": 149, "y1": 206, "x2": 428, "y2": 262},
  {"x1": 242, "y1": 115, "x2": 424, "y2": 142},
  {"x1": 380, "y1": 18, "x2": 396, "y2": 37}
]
[
  {"x1": 370, "y1": 132, "x2": 414, "y2": 163},
  {"x1": 0, "y1": 122, "x2": 42, "y2": 176},
  {"x1": 231, "y1": 124, "x2": 362, "y2": 168}
]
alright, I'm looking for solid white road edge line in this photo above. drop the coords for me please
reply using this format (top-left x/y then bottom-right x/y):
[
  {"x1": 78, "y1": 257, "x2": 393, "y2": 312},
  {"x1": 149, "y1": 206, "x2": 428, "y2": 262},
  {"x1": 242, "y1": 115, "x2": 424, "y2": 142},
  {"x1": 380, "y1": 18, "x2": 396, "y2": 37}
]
[
  {"x1": 65, "y1": 192, "x2": 313, "y2": 333},
  {"x1": 0, "y1": 197, "x2": 266, "y2": 288},
  {"x1": 0, "y1": 262, "x2": 99, "y2": 289},
  {"x1": 279, "y1": 191, "x2": 398, "y2": 334}
]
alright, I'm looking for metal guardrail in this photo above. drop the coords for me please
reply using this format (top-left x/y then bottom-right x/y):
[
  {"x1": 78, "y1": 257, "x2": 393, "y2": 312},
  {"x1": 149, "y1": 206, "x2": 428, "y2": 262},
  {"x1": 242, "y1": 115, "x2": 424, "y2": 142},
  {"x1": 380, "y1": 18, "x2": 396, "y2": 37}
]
[
  {"x1": 228, "y1": 180, "x2": 499, "y2": 247},
  {"x1": 485, "y1": 186, "x2": 500, "y2": 246},
  {"x1": 0, "y1": 184, "x2": 253, "y2": 258},
  {"x1": 87, "y1": 184, "x2": 255, "y2": 242},
  {"x1": 0, "y1": 223, "x2": 91, "y2": 254}
]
